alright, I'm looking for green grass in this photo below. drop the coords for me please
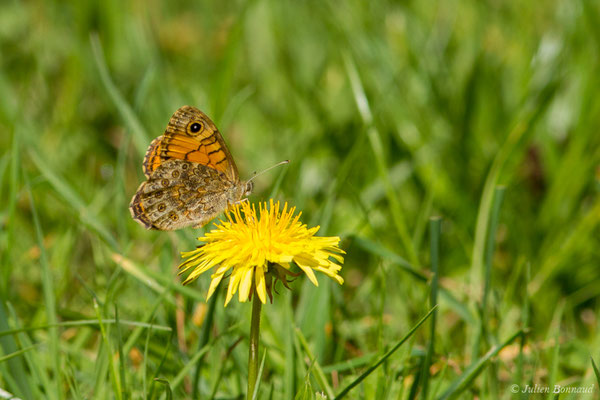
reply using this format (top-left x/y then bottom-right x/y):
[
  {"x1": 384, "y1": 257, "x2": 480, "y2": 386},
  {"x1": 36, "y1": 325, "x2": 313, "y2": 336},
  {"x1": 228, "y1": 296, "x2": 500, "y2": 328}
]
[{"x1": 1, "y1": 0, "x2": 600, "y2": 399}]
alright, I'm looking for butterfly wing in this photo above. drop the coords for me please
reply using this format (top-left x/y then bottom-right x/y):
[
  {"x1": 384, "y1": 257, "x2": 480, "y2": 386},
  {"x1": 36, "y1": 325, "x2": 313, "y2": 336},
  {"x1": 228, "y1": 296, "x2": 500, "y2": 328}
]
[
  {"x1": 142, "y1": 106, "x2": 239, "y2": 182},
  {"x1": 130, "y1": 159, "x2": 243, "y2": 230},
  {"x1": 133, "y1": 106, "x2": 251, "y2": 231},
  {"x1": 142, "y1": 136, "x2": 163, "y2": 178}
]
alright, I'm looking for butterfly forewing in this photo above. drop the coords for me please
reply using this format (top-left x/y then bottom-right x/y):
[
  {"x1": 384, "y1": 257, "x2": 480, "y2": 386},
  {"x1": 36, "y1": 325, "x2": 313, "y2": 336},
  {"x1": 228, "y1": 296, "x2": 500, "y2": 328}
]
[{"x1": 160, "y1": 106, "x2": 239, "y2": 180}]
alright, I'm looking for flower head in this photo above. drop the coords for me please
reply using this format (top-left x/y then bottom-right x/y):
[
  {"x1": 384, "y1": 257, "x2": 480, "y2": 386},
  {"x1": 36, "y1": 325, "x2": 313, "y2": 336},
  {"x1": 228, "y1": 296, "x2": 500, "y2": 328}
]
[{"x1": 179, "y1": 200, "x2": 344, "y2": 306}]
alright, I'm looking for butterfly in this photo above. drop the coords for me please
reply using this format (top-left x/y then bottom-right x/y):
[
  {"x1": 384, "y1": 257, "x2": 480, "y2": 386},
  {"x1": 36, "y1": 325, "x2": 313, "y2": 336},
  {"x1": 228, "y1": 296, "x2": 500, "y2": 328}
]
[{"x1": 129, "y1": 106, "x2": 253, "y2": 230}]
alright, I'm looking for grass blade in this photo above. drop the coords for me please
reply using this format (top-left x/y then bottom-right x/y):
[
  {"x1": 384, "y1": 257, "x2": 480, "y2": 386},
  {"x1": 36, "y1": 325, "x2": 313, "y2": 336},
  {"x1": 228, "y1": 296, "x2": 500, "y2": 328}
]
[
  {"x1": 29, "y1": 150, "x2": 119, "y2": 251},
  {"x1": 111, "y1": 253, "x2": 205, "y2": 303},
  {"x1": 209, "y1": 337, "x2": 243, "y2": 400},
  {"x1": 482, "y1": 186, "x2": 506, "y2": 322},
  {"x1": 0, "y1": 133, "x2": 32, "y2": 398},
  {"x1": 166, "y1": 340, "x2": 214, "y2": 393},
  {"x1": 336, "y1": 306, "x2": 437, "y2": 399},
  {"x1": 0, "y1": 319, "x2": 171, "y2": 338},
  {"x1": 0, "y1": 344, "x2": 39, "y2": 363},
  {"x1": 438, "y1": 330, "x2": 523, "y2": 400},
  {"x1": 250, "y1": 349, "x2": 267, "y2": 400},
  {"x1": 94, "y1": 299, "x2": 122, "y2": 400},
  {"x1": 25, "y1": 177, "x2": 62, "y2": 400},
  {"x1": 295, "y1": 327, "x2": 335, "y2": 399},
  {"x1": 516, "y1": 262, "x2": 530, "y2": 388},
  {"x1": 284, "y1": 292, "x2": 297, "y2": 400},
  {"x1": 90, "y1": 33, "x2": 148, "y2": 154},
  {"x1": 354, "y1": 236, "x2": 473, "y2": 324},
  {"x1": 472, "y1": 186, "x2": 506, "y2": 370},
  {"x1": 148, "y1": 330, "x2": 174, "y2": 400},
  {"x1": 344, "y1": 53, "x2": 418, "y2": 266},
  {"x1": 420, "y1": 217, "x2": 441, "y2": 400},
  {"x1": 153, "y1": 378, "x2": 173, "y2": 400},
  {"x1": 469, "y1": 122, "x2": 527, "y2": 298},
  {"x1": 191, "y1": 284, "x2": 221, "y2": 398},
  {"x1": 591, "y1": 357, "x2": 600, "y2": 386},
  {"x1": 546, "y1": 302, "x2": 564, "y2": 400},
  {"x1": 114, "y1": 306, "x2": 128, "y2": 400}
]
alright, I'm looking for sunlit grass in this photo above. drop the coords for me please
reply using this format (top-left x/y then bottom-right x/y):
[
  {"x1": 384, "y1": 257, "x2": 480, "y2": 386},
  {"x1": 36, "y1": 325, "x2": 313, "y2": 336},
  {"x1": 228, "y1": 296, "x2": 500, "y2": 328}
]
[{"x1": 1, "y1": 0, "x2": 599, "y2": 398}]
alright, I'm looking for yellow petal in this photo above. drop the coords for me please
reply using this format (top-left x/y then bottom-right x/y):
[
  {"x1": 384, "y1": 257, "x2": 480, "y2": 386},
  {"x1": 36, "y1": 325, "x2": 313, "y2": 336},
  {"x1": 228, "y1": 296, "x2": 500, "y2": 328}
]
[
  {"x1": 238, "y1": 266, "x2": 255, "y2": 303},
  {"x1": 295, "y1": 261, "x2": 319, "y2": 286},
  {"x1": 206, "y1": 272, "x2": 225, "y2": 300},
  {"x1": 225, "y1": 269, "x2": 243, "y2": 306},
  {"x1": 255, "y1": 266, "x2": 267, "y2": 304}
]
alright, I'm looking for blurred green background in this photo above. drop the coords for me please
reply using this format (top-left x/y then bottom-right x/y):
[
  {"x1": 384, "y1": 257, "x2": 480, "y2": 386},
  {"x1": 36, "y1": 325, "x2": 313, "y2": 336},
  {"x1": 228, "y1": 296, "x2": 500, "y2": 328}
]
[{"x1": 1, "y1": 0, "x2": 599, "y2": 398}]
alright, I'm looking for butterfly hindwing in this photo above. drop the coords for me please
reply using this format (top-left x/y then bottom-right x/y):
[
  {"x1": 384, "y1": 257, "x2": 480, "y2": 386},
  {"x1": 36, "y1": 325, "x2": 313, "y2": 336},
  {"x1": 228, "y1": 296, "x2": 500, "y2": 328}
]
[{"x1": 130, "y1": 159, "x2": 245, "y2": 230}]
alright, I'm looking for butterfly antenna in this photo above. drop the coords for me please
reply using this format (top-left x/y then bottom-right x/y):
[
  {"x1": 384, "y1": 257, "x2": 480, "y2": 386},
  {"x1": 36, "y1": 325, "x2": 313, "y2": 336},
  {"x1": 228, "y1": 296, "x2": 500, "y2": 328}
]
[{"x1": 247, "y1": 160, "x2": 290, "y2": 183}]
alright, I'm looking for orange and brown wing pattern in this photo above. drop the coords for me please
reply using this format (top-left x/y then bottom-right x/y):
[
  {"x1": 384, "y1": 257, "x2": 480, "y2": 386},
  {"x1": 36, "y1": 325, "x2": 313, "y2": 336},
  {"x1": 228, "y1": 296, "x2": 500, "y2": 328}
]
[
  {"x1": 142, "y1": 136, "x2": 163, "y2": 178},
  {"x1": 131, "y1": 106, "x2": 251, "y2": 231},
  {"x1": 130, "y1": 159, "x2": 245, "y2": 230},
  {"x1": 159, "y1": 106, "x2": 239, "y2": 182}
]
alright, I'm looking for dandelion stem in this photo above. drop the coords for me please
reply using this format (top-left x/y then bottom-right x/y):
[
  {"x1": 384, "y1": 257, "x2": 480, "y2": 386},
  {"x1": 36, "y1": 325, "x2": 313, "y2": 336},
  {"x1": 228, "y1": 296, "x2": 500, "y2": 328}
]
[{"x1": 247, "y1": 286, "x2": 262, "y2": 399}]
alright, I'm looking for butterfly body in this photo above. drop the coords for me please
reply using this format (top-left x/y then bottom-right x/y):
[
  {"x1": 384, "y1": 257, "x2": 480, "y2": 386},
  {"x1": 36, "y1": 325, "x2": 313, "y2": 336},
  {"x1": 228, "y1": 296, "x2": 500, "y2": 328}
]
[{"x1": 130, "y1": 106, "x2": 252, "y2": 230}]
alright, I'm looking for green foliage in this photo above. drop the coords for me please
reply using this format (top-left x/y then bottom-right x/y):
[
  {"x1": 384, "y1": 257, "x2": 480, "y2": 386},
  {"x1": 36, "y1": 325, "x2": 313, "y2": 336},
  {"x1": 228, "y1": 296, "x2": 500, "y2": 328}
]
[{"x1": 1, "y1": 0, "x2": 599, "y2": 398}]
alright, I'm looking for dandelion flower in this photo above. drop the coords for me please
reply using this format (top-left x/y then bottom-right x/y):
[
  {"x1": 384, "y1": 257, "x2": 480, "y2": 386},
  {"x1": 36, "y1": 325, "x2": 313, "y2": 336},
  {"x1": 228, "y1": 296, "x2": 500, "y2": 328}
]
[{"x1": 179, "y1": 200, "x2": 345, "y2": 306}]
